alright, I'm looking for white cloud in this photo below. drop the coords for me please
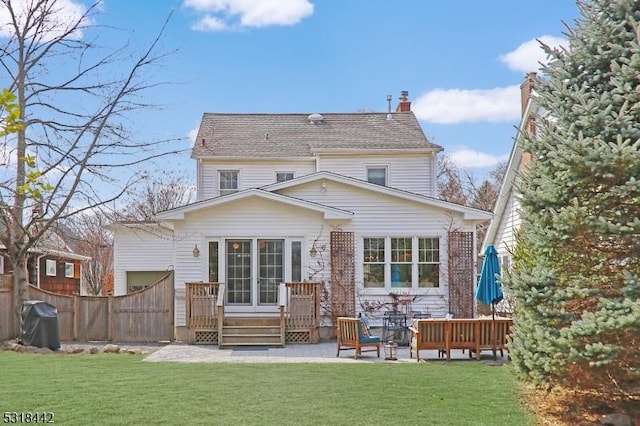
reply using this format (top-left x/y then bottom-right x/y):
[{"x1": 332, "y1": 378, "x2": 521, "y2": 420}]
[
  {"x1": 187, "y1": 126, "x2": 199, "y2": 144},
  {"x1": 184, "y1": 0, "x2": 314, "y2": 31},
  {"x1": 192, "y1": 15, "x2": 228, "y2": 31},
  {"x1": 413, "y1": 85, "x2": 520, "y2": 124},
  {"x1": 500, "y1": 35, "x2": 568, "y2": 73},
  {"x1": 448, "y1": 148, "x2": 509, "y2": 169},
  {"x1": 0, "y1": 0, "x2": 91, "y2": 41}
]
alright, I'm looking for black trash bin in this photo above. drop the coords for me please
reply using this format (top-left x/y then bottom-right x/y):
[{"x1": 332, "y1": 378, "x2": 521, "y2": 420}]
[{"x1": 20, "y1": 300, "x2": 60, "y2": 350}]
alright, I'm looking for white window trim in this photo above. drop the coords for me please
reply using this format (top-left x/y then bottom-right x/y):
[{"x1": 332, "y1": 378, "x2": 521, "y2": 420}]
[
  {"x1": 0, "y1": 255, "x2": 4, "y2": 274},
  {"x1": 218, "y1": 170, "x2": 239, "y2": 196},
  {"x1": 65, "y1": 262, "x2": 75, "y2": 278},
  {"x1": 360, "y1": 236, "x2": 444, "y2": 294},
  {"x1": 45, "y1": 259, "x2": 56, "y2": 276},
  {"x1": 204, "y1": 236, "x2": 307, "y2": 286},
  {"x1": 276, "y1": 171, "x2": 295, "y2": 183}
]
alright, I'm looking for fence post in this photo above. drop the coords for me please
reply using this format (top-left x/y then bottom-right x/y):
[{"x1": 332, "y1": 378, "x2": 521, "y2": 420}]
[
  {"x1": 107, "y1": 296, "x2": 114, "y2": 342},
  {"x1": 73, "y1": 295, "x2": 79, "y2": 341}
]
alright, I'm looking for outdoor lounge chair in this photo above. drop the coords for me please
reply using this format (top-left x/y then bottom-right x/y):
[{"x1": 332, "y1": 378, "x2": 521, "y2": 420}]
[{"x1": 336, "y1": 317, "x2": 381, "y2": 359}]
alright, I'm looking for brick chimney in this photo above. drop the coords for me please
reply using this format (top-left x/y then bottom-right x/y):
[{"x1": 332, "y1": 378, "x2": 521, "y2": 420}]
[
  {"x1": 520, "y1": 72, "x2": 537, "y2": 170},
  {"x1": 396, "y1": 90, "x2": 411, "y2": 112},
  {"x1": 520, "y1": 72, "x2": 536, "y2": 116}
]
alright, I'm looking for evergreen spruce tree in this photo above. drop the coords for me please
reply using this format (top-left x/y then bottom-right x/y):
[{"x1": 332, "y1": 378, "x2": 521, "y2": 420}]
[{"x1": 507, "y1": 0, "x2": 640, "y2": 397}]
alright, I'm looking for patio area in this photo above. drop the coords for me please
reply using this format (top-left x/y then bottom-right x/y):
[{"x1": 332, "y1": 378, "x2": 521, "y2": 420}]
[{"x1": 143, "y1": 340, "x2": 509, "y2": 364}]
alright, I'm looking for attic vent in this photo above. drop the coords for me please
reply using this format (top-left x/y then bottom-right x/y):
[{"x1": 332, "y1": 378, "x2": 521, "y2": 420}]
[{"x1": 308, "y1": 113, "x2": 324, "y2": 124}]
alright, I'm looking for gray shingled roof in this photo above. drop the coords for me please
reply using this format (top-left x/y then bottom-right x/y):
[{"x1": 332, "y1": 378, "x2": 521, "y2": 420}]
[{"x1": 192, "y1": 112, "x2": 442, "y2": 158}]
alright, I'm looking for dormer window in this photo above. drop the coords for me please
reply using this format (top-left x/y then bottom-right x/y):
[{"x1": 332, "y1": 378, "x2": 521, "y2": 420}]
[
  {"x1": 366, "y1": 166, "x2": 387, "y2": 186},
  {"x1": 276, "y1": 172, "x2": 294, "y2": 183},
  {"x1": 219, "y1": 170, "x2": 239, "y2": 196}
]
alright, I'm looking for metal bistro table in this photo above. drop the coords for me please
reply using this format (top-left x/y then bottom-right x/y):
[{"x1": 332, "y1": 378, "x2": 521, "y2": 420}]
[{"x1": 382, "y1": 312, "x2": 408, "y2": 346}]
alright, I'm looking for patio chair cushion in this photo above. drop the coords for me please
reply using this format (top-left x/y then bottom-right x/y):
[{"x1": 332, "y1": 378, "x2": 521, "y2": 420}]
[{"x1": 357, "y1": 319, "x2": 381, "y2": 343}]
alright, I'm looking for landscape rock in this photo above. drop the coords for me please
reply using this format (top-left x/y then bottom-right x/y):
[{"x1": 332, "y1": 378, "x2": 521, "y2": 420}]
[
  {"x1": 101, "y1": 344, "x2": 120, "y2": 353},
  {"x1": 1, "y1": 339, "x2": 163, "y2": 356}
]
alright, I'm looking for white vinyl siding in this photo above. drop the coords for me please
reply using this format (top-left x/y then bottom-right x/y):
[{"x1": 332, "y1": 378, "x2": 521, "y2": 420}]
[
  {"x1": 169, "y1": 198, "x2": 336, "y2": 324},
  {"x1": 494, "y1": 191, "x2": 521, "y2": 262},
  {"x1": 276, "y1": 179, "x2": 473, "y2": 316},
  {"x1": 111, "y1": 226, "x2": 174, "y2": 296},
  {"x1": 198, "y1": 160, "x2": 315, "y2": 200},
  {"x1": 317, "y1": 153, "x2": 436, "y2": 196},
  {"x1": 113, "y1": 168, "x2": 481, "y2": 324}
]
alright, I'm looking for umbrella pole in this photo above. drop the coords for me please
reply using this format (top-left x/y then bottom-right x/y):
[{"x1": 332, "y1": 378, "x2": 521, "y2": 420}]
[{"x1": 491, "y1": 302, "x2": 496, "y2": 360}]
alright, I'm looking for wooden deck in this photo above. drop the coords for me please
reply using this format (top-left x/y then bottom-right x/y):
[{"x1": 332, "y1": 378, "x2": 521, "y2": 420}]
[{"x1": 185, "y1": 282, "x2": 321, "y2": 346}]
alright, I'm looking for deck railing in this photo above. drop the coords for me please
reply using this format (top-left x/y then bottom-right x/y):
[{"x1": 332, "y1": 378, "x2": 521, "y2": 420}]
[
  {"x1": 216, "y1": 283, "x2": 225, "y2": 345},
  {"x1": 185, "y1": 281, "x2": 321, "y2": 344},
  {"x1": 284, "y1": 282, "x2": 321, "y2": 331},
  {"x1": 185, "y1": 282, "x2": 221, "y2": 344}
]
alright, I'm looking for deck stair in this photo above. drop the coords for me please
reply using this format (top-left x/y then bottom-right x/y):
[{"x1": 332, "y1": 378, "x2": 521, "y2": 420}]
[{"x1": 219, "y1": 316, "x2": 283, "y2": 348}]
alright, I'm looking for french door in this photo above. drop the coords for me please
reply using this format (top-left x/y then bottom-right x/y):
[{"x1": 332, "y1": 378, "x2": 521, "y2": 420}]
[{"x1": 226, "y1": 239, "x2": 283, "y2": 308}]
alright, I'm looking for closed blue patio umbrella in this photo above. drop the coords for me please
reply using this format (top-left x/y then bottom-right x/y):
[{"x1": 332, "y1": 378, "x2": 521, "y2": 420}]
[{"x1": 476, "y1": 245, "x2": 503, "y2": 320}]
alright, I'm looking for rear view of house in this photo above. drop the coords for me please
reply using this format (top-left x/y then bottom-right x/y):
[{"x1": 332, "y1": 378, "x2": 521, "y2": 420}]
[{"x1": 109, "y1": 92, "x2": 492, "y2": 342}]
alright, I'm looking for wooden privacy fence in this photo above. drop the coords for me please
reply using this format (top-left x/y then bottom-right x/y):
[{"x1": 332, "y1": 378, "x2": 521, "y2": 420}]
[
  {"x1": 0, "y1": 272, "x2": 174, "y2": 342},
  {"x1": 0, "y1": 275, "x2": 13, "y2": 341}
]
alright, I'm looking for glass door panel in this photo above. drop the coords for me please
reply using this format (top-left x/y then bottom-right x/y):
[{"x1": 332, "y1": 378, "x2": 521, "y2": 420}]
[
  {"x1": 226, "y1": 240, "x2": 252, "y2": 305},
  {"x1": 258, "y1": 239, "x2": 283, "y2": 305}
]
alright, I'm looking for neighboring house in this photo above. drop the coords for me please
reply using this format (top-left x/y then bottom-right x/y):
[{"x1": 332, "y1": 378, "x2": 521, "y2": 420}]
[
  {"x1": 0, "y1": 228, "x2": 91, "y2": 296},
  {"x1": 483, "y1": 73, "x2": 537, "y2": 268},
  {"x1": 483, "y1": 73, "x2": 538, "y2": 314},
  {"x1": 109, "y1": 92, "x2": 492, "y2": 340}
]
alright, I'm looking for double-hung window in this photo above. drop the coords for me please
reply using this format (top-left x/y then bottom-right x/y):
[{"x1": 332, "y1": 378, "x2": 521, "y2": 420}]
[
  {"x1": 366, "y1": 166, "x2": 387, "y2": 186},
  {"x1": 363, "y1": 236, "x2": 440, "y2": 289},
  {"x1": 418, "y1": 237, "x2": 440, "y2": 287},
  {"x1": 219, "y1": 170, "x2": 238, "y2": 196},
  {"x1": 363, "y1": 238, "x2": 385, "y2": 287},
  {"x1": 391, "y1": 238, "x2": 412, "y2": 288}
]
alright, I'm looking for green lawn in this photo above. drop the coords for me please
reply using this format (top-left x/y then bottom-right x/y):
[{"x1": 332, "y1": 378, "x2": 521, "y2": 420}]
[{"x1": 1, "y1": 352, "x2": 534, "y2": 425}]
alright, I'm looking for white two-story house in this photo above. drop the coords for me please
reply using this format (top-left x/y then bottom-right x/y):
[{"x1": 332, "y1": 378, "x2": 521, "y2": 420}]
[{"x1": 109, "y1": 93, "x2": 492, "y2": 342}]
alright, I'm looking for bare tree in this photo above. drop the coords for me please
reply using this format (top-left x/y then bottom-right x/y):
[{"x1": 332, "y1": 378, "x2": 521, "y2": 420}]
[
  {"x1": 437, "y1": 155, "x2": 470, "y2": 205},
  {"x1": 437, "y1": 154, "x2": 506, "y2": 211},
  {"x1": 58, "y1": 211, "x2": 113, "y2": 296},
  {"x1": 120, "y1": 171, "x2": 195, "y2": 220},
  {"x1": 0, "y1": 0, "x2": 184, "y2": 331},
  {"x1": 469, "y1": 161, "x2": 506, "y2": 212},
  {"x1": 438, "y1": 155, "x2": 506, "y2": 249}
]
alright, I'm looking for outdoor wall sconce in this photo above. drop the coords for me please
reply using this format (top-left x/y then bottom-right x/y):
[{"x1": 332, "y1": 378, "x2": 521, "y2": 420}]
[
  {"x1": 309, "y1": 244, "x2": 318, "y2": 258},
  {"x1": 192, "y1": 244, "x2": 200, "y2": 258}
]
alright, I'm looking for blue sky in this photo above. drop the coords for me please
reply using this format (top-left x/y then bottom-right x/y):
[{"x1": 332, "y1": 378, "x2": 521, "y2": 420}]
[{"x1": 3, "y1": 0, "x2": 580, "y2": 182}]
